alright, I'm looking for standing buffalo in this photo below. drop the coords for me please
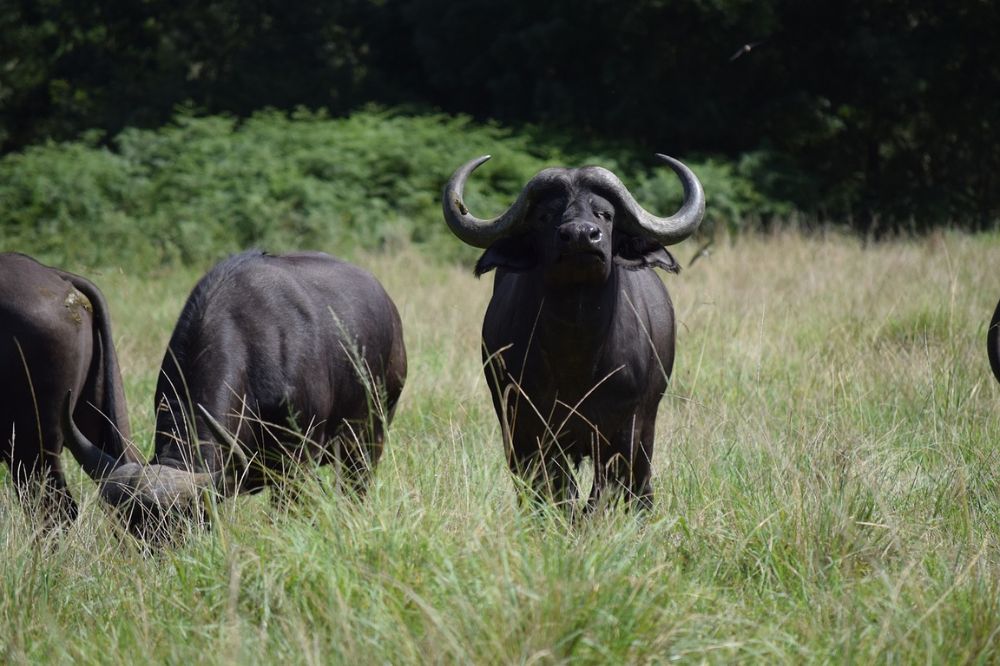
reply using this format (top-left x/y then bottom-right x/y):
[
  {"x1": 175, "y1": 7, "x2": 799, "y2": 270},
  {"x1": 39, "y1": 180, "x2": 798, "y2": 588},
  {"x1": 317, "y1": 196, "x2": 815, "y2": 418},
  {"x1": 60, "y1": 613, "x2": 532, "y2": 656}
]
[
  {"x1": 989, "y1": 298, "x2": 1000, "y2": 383},
  {"x1": 443, "y1": 155, "x2": 704, "y2": 509},
  {"x1": 1, "y1": 253, "x2": 139, "y2": 523},
  {"x1": 64, "y1": 250, "x2": 407, "y2": 539}
]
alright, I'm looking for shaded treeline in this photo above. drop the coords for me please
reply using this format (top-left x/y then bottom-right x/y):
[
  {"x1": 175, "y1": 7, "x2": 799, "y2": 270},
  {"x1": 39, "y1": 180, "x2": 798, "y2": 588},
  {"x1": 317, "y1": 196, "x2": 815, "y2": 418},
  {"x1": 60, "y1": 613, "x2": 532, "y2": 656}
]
[{"x1": 2, "y1": 0, "x2": 998, "y2": 230}]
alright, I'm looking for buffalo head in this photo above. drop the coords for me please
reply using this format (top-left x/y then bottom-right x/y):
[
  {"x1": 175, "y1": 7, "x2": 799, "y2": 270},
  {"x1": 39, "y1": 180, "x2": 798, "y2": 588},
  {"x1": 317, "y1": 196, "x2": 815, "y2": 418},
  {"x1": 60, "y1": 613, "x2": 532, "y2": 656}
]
[
  {"x1": 63, "y1": 396, "x2": 236, "y2": 541},
  {"x1": 443, "y1": 154, "x2": 705, "y2": 286}
]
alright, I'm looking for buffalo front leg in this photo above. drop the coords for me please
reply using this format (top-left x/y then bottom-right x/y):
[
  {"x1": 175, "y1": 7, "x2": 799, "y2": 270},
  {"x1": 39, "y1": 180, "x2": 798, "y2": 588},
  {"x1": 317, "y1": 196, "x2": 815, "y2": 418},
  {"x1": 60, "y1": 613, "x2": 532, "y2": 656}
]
[
  {"x1": 594, "y1": 416, "x2": 654, "y2": 511},
  {"x1": 509, "y1": 441, "x2": 579, "y2": 511}
]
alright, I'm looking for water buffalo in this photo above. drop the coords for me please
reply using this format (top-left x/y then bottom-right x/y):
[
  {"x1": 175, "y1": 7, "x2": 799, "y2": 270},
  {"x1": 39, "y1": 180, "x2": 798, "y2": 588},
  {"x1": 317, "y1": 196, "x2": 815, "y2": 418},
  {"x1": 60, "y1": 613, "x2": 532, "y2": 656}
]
[
  {"x1": 989, "y1": 298, "x2": 1000, "y2": 383},
  {"x1": 64, "y1": 250, "x2": 407, "y2": 539},
  {"x1": 1, "y1": 252, "x2": 139, "y2": 523},
  {"x1": 443, "y1": 154, "x2": 704, "y2": 510}
]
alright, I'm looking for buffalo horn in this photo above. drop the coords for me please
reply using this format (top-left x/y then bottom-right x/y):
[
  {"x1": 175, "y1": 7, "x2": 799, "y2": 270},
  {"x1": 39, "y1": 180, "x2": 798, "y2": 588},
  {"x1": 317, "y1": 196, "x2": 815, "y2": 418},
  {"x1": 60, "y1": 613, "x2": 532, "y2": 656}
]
[
  {"x1": 603, "y1": 154, "x2": 705, "y2": 246},
  {"x1": 442, "y1": 155, "x2": 563, "y2": 248},
  {"x1": 61, "y1": 391, "x2": 123, "y2": 481},
  {"x1": 444, "y1": 154, "x2": 704, "y2": 249},
  {"x1": 197, "y1": 404, "x2": 249, "y2": 469}
]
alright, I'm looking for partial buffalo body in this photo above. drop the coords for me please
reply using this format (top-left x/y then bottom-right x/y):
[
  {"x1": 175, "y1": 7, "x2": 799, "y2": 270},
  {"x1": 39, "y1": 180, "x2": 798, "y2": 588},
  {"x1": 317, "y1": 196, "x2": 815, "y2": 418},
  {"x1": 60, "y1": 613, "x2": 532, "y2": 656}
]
[
  {"x1": 443, "y1": 155, "x2": 704, "y2": 510},
  {"x1": 0, "y1": 253, "x2": 136, "y2": 522},
  {"x1": 66, "y1": 250, "x2": 407, "y2": 539},
  {"x1": 989, "y1": 298, "x2": 1000, "y2": 383}
]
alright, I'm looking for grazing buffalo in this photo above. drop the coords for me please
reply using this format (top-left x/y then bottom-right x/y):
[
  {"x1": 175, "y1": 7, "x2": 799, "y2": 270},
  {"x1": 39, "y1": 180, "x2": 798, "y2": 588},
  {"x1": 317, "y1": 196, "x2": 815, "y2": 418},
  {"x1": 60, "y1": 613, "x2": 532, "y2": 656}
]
[
  {"x1": 989, "y1": 298, "x2": 1000, "y2": 383},
  {"x1": 64, "y1": 250, "x2": 407, "y2": 539},
  {"x1": 442, "y1": 155, "x2": 704, "y2": 509},
  {"x1": 1, "y1": 253, "x2": 139, "y2": 522}
]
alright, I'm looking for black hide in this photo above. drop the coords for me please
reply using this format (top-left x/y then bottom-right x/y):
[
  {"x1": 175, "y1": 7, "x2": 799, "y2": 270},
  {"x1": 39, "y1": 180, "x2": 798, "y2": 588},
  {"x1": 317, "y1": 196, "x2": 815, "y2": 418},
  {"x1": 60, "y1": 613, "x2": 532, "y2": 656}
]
[
  {"x1": 475, "y1": 180, "x2": 680, "y2": 510},
  {"x1": 0, "y1": 252, "x2": 137, "y2": 522}
]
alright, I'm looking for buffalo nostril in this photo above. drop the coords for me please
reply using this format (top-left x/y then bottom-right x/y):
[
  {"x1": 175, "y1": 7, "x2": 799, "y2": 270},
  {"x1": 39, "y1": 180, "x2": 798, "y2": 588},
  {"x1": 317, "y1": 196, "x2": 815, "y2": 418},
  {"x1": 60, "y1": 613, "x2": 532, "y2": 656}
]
[
  {"x1": 588, "y1": 228, "x2": 602, "y2": 242},
  {"x1": 559, "y1": 228, "x2": 573, "y2": 242}
]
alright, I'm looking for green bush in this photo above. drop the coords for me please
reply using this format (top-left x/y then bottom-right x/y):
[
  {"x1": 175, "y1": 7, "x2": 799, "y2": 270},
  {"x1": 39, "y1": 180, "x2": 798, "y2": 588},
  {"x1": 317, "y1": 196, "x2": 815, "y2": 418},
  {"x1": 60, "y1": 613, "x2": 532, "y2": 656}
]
[{"x1": 0, "y1": 108, "x2": 794, "y2": 268}]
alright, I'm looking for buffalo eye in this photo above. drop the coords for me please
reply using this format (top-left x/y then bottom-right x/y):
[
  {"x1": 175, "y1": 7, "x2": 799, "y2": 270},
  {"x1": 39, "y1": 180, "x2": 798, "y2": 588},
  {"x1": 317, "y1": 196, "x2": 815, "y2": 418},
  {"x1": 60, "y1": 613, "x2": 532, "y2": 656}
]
[
  {"x1": 593, "y1": 205, "x2": 613, "y2": 222},
  {"x1": 589, "y1": 198, "x2": 613, "y2": 221}
]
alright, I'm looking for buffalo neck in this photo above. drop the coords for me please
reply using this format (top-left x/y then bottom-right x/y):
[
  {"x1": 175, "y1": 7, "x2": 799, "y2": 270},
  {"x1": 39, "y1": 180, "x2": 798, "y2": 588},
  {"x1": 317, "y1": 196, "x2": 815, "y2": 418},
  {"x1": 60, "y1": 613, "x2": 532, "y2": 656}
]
[{"x1": 536, "y1": 265, "x2": 620, "y2": 360}]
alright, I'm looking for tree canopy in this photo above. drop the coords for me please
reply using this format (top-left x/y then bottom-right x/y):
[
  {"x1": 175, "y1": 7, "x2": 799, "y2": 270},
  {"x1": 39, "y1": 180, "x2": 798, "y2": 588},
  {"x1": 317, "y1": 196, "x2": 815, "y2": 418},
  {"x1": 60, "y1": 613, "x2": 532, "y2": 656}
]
[{"x1": 3, "y1": 0, "x2": 998, "y2": 230}]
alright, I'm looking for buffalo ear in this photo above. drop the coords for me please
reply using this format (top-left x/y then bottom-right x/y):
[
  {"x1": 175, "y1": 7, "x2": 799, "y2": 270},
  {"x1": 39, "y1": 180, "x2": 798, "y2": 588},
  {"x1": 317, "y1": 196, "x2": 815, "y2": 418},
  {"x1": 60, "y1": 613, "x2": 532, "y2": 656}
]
[
  {"x1": 613, "y1": 235, "x2": 681, "y2": 273},
  {"x1": 474, "y1": 235, "x2": 538, "y2": 277}
]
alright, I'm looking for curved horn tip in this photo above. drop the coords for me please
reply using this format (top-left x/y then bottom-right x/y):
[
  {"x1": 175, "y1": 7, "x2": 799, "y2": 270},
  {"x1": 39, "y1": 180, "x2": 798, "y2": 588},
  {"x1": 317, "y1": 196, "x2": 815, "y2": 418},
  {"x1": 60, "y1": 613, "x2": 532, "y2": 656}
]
[
  {"x1": 61, "y1": 390, "x2": 87, "y2": 445},
  {"x1": 197, "y1": 404, "x2": 249, "y2": 469},
  {"x1": 62, "y1": 390, "x2": 75, "y2": 425},
  {"x1": 653, "y1": 153, "x2": 683, "y2": 168},
  {"x1": 654, "y1": 152, "x2": 705, "y2": 199},
  {"x1": 62, "y1": 389, "x2": 121, "y2": 480},
  {"x1": 196, "y1": 404, "x2": 229, "y2": 438},
  {"x1": 458, "y1": 155, "x2": 493, "y2": 176},
  {"x1": 61, "y1": 390, "x2": 84, "y2": 452},
  {"x1": 460, "y1": 155, "x2": 492, "y2": 172}
]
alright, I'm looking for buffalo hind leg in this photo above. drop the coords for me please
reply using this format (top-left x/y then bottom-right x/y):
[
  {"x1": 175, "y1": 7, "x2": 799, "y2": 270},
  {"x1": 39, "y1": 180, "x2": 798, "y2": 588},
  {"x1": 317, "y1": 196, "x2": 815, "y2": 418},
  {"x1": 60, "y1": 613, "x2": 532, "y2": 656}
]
[{"x1": 7, "y1": 444, "x2": 78, "y2": 525}]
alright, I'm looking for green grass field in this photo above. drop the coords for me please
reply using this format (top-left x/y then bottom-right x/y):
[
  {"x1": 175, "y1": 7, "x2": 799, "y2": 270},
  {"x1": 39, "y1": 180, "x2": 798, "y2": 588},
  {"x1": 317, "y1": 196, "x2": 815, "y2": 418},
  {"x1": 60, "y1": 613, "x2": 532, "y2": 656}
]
[{"x1": 3, "y1": 230, "x2": 1000, "y2": 663}]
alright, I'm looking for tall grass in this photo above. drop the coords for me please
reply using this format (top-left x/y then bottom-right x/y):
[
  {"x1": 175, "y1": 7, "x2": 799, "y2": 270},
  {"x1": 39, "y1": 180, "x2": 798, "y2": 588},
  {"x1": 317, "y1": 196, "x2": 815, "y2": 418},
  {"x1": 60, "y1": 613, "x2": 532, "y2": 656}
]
[{"x1": 3, "y1": 229, "x2": 1000, "y2": 663}]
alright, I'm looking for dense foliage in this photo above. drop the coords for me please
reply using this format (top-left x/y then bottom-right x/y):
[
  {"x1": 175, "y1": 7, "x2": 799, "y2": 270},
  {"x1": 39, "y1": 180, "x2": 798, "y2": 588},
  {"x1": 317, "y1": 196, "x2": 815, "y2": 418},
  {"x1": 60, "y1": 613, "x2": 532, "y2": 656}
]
[
  {"x1": 0, "y1": 108, "x2": 784, "y2": 267},
  {"x1": 3, "y1": 0, "x2": 998, "y2": 230}
]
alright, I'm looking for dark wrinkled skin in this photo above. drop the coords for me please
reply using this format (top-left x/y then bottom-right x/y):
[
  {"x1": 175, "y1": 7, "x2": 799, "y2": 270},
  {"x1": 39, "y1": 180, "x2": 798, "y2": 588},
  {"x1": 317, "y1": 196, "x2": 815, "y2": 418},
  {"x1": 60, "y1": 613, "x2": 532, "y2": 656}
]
[
  {"x1": 69, "y1": 250, "x2": 407, "y2": 541},
  {"x1": 476, "y1": 185, "x2": 679, "y2": 510},
  {"x1": 0, "y1": 253, "x2": 138, "y2": 523},
  {"x1": 989, "y1": 298, "x2": 1000, "y2": 384}
]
